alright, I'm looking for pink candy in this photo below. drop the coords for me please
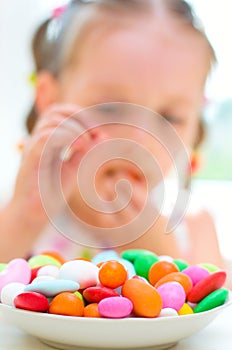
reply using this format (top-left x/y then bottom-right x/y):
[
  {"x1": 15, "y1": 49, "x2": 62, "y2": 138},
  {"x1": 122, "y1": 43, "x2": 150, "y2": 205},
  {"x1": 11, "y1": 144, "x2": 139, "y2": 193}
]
[
  {"x1": 98, "y1": 296, "x2": 133, "y2": 318},
  {"x1": 0, "y1": 259, "x2": 31, "y2": 294}
]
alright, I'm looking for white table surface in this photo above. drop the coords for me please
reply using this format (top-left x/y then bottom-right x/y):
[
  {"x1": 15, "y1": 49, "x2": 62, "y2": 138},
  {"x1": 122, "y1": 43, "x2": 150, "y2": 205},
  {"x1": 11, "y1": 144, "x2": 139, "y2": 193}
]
[{"x1": 0, "y1": 305, "x2": 232, "y2": 350}]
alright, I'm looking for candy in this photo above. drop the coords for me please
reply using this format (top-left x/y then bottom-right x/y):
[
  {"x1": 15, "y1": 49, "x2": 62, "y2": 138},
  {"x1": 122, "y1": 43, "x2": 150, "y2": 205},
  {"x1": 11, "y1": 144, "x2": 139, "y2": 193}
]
[
  {"x1": 84, "y1": 303, "x2": 101, "y2": 318},
  {"x1": 1, "y1": 282, "x2": 25, "y2": 306},
  {"x1": 59, "y1": 260, "x2": 99, "y2": 289},
  {"x1": 0, "y1": 259, "x2": 31, "y2": 294},
  {"x1": 159, "y1": 308, "x2": 178, "y2": 317},
  {"x1": 49, "y1": 292, "x2": 84, "y2": 316},
  {"x1": 122, "y1": 278, "x2": 162, "y2": 317},
  {"x1": 173, "y1": 259, "x2": 189, "y2": 272},
  {"x1": 133, "y1": 254, "x2": 159, "y2": 280},
  {"x1": 198, "y1": 263, "x2": 219, "y2": 273},
  {"x1": 148, "y1": 261, "x2": 179, "y2": 286},
  {"x1": 155, "y1": 272, "x2": 193, "y2": 296},
  {"x1": 0, "y1": 264, "x2": 7, "y2": 273},
  {"x1": 182, "y1": 265, "x2": 210, "y2": 286},
  {"x1": 40, "y1": 251, "x2": 66, "y2": 265},
  {"x1": 14, "y1": 292, "x2": 49, "y2": 312},
  {"x1": 28, "y1": 255, "x2": 61, "y2": 269},
  {"x1": 99, "y1": 261, "x2": 128, "y2": 288},
  {"x1": 121, "y1": 249, "x2": 157, "y2": 263},
  {"x1": 187, "y1": 271, "x2": 227, "y2": 303},
  {"x1": 32, "y1": 276, "x2": 56, "y2": 283},
  {"x1": 98, "y1": 296, "x2": 133, "y2": 318},
  {"x1": 24, "y1": 280, "x2": 80, "y2": 297},
  {"x1": 92, "y1": 250, "x2": 119, "y2": 265},
  {"x1": 0, "y1": 249, "x2": 228, "y2": 319},
  {"x1": 158, "y1": 255, "x2": 173, "y2": 262},
  {"x1": 193, "y1": 289, "x2": 229, "y2": 313},
  {"x1": 157, "y1": 282, "x2": 186, "y2": 311},
  {"x1": 74, "y1": 291, "x2": 84, "y2": 302},
  {"x1": 37, "y1": 265, "x2": 60, "y2": 279},
  {"x1": 83, "y1": 286, "x2": 119, "y2": 303},
  {"x1": 117, "y1": 259, "x2": 136, "y2": 278},
  {"x1": 178, "y1": 303, "x2": 194, "y2": 315}
]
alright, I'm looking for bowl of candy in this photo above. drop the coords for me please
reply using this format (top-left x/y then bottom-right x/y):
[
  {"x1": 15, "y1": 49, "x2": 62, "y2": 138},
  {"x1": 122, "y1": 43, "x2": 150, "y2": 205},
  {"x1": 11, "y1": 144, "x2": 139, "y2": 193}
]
[{"x1": 0, "y1": 249, "x2": 231, "y2": 350}]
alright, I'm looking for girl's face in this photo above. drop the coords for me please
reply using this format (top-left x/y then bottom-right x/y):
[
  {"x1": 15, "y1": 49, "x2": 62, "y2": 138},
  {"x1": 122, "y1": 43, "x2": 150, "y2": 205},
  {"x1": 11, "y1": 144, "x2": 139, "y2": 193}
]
[
  {"x1": 58, "y1": 12, "x2": 209, "y2": 151},
  {"x1": 37, "y1": 12, "x2": 210, "y2": 223}
]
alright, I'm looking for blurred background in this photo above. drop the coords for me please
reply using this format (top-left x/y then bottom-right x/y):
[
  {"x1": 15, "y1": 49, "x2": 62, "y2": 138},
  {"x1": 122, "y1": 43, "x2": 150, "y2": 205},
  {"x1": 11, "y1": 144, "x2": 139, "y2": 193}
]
[{"x1": 0, "y1": 0, "x2": 232, "y2": 258}]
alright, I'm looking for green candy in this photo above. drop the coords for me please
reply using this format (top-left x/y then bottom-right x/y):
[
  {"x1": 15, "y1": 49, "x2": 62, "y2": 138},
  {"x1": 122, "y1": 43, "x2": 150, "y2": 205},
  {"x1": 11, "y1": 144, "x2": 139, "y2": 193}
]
[
  {"x1": 173, "y1": 259, "x2": 189, "y2": 272},
  {"x1": 74, "y1": 291, "x2": 84, "y2": 303},
  {"x1": 198, "y1": 263, "x2": 219, "y2": 273},
  {"x1": 0, "y1": 263, "x2": 7, "y2": 273},
  {"x1": 0, "y1": 263, "x2": 7, "y2": 272},
  {"x1": 134, "y1": 254, "x2": 159, "y2": 280},
  {"x1": 121, "y1": 249, "x2": 157, "y2": 263},
  {"x1": 194, "y1": 289, "x2": 229, "y2": 313},
  {"x1": 28, "y1": 255, "x2": 61, "y2": 269}
]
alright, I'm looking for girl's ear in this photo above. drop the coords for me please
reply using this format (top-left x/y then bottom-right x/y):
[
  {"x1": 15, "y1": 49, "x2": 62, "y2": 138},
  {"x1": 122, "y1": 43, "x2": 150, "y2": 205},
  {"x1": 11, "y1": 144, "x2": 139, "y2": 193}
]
[{"x1": 35, "y1": 71, "x2": 59, "y2": 114}]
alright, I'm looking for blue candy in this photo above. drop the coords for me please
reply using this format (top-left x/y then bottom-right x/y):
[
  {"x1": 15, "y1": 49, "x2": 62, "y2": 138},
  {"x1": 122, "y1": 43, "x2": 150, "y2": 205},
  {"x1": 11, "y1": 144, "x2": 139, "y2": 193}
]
[{"x1": 24, "y1": 280, "x2": 80, "y2": 297}]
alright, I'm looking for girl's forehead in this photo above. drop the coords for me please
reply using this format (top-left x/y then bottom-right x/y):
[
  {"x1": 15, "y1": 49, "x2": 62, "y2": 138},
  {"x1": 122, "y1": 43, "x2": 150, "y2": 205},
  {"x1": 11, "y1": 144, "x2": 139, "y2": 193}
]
[{"x1": 72, "y1": 16, "x2": 210, "y2": 85}]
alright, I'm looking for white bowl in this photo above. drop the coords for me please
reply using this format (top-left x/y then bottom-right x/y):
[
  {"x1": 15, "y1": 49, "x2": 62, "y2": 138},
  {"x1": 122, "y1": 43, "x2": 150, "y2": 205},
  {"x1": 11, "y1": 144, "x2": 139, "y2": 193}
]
[{"x1": 0, "y1": 295, "x2": 231, "y2": 350}]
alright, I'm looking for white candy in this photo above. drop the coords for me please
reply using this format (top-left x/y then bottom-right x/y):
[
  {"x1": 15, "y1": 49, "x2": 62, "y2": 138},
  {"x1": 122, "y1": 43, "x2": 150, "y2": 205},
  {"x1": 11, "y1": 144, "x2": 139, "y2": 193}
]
[
  {"x1": 37, "y1": 265, "x2": 60, "y2": 279},
  {"x1": 158, "y1": 255, "x2": 173, "y2": 263},
  {"x1": 59, "y1": 260, "x2": 99, "y2": 289},
  {"x1": 159, "y1": 308, "x2": 178, "y2": 318},
  {"x1": 1, "y1": 282, "x2": 25, "y2": 306},
  {"x1": 32, "y1": 276, "x2": 56, "y2": 283}
]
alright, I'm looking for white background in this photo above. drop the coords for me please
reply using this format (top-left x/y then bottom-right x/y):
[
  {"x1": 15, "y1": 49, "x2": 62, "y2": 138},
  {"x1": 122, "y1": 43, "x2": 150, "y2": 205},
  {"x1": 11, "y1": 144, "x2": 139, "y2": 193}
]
[{"x1": 0, "y1": 0, "x2": 232, "y2": 257}]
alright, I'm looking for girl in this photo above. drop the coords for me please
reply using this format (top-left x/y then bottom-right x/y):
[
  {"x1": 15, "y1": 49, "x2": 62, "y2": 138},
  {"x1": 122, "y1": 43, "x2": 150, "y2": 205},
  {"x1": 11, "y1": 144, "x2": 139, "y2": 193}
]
[{"x1": 0, "y1": 0, "x2": 225, "y2": 267}]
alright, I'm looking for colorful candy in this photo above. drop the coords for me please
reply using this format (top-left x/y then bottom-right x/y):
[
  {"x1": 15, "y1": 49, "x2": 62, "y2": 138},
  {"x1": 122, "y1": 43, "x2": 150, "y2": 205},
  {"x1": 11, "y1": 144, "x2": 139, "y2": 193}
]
[
  {"x1": 187, "y1": 271, "x2": 227, "y2": 303},
  {"x1": 157, "y1": 282, "x2": 186, "y2": 311},
  {"x1": 155, "y1": 272, "x2": 193, "y2": 296},
  {"x1": 148, "y1": 261, "x2": 179, "y2": 286},
  {"x1": 59, "y1": 260, "x2": 99, "y2": 289},
  {"x1": 0, "y1": 259, "x2": 31, "y2": 294},
  {"x1": 193, "y1": 289, "x2": 229, "y2": 313},
  {"x1": 182, "y1": 265, "x2": 210, "y2": 286},
  {"x1": 98, "y1": 296, "x2": 133, "y2": 318},
  {"x1": 122, "y1": 278, "x2": 162, "y2": 317},
  {"x1": 24, "y1": 279, "x2": 80, "y2": 297},
  {"x1": 49, "y1": 292, "x2": 84, "y2": 316},
  {"x1": 99, "y1": 261, "x2": 128, "y2": 289},
  {"x1": 14, "y1": 292, "x2": 49, "y2": 312},
  {"x1": 0, "y1": 249, "x2": 229, "y2": 319},
  {"x1": 83, "y1": 286, "x2": 119, "y2": 303}
]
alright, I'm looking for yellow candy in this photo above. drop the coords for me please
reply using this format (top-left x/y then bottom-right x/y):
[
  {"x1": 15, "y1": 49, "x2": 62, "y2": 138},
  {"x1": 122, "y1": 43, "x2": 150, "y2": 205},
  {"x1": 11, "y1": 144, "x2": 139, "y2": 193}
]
[{"x1": 178, "y1": 303, "x2": 193, "y2": 316}]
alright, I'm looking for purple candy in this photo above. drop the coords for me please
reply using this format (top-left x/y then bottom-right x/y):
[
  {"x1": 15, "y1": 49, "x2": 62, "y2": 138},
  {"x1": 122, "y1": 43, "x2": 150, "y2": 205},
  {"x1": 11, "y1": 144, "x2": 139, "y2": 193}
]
[
  {"x1": 182, "y1": 266, "x2": 210, "y2": 286},
  {"x1": 98, "y1": 296, "x2": 133, "y2": 318},
  {"x1": 157, "y1": 282, "x2": 185, "y2": 311}
]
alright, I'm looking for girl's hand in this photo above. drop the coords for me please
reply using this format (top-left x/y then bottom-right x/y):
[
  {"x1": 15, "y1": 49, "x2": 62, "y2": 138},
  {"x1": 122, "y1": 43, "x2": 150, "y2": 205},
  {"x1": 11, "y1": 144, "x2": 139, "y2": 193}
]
[{"x1": 12, "y1": 104, "x2": 103, "y2": 225}]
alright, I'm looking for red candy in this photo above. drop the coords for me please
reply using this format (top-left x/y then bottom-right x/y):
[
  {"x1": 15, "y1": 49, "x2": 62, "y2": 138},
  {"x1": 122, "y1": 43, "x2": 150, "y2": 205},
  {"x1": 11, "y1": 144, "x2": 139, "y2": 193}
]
[
  {"x1": 14, "y1": 292, "x2": 49, "y2": 312},
  {"x1": 83, "y1": 286, "x2": 119, "y2": 303},
  {"x1": 187, "y1": 271, "x2": 227, "y2": 303}
]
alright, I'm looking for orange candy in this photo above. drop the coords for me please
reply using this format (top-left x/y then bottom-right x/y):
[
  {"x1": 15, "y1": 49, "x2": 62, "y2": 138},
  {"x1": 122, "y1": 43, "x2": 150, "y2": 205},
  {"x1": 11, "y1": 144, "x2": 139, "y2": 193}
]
[
  {"x1": 148, "y1": 261, "x2": 179, "y2": 286},
  {"x1": 49, "y1": 292, "x2": 84, "y2": 316},
  {"x1": 155, "y1": 272, "x2": 193, "y2": 296},
  {"x1": 84, "y1": 303, "x2": 101, "y2": 318},
  {"x1": 99, "y1": 261, "x2": 128, "y2": 289},
  {"x1": 122, "y1": 278, "x2": 162, "y2": 318}
]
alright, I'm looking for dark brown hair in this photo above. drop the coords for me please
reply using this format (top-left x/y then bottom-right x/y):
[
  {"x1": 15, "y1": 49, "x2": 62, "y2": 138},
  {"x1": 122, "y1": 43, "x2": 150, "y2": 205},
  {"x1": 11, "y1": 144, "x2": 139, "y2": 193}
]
[{"x1": 26, "y1": 0, "x2": 215, "y2": 151}]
